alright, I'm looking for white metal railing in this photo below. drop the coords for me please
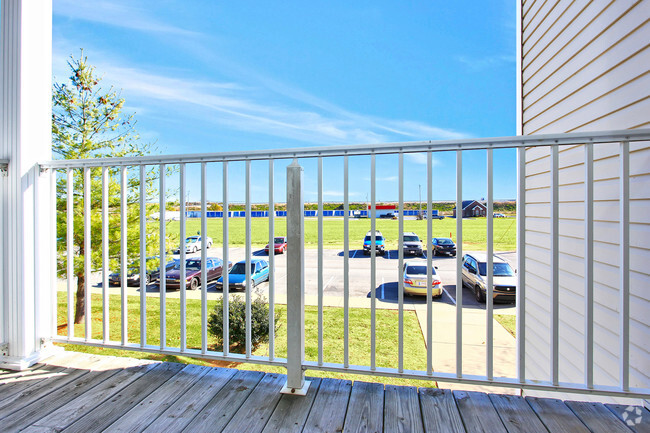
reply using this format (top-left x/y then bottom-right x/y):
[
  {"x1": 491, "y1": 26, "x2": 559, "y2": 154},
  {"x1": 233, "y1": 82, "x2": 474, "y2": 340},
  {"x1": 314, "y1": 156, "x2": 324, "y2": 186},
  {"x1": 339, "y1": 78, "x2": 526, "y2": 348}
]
[{"x1": 39, "y1": 129, "x2": 650, "y2": 398}]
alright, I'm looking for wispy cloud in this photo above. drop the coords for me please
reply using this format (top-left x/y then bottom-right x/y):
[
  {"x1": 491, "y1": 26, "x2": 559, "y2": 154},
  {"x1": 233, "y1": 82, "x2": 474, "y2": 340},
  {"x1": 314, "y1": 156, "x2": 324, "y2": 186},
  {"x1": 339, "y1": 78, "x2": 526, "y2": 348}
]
[
  {"x1": 54, "y1": 0, "x2": 199, "y2": 38},
  {"x1": 405, "y1": 153, "x2": 441, "y2": 166},
  {"x1": 455, "y1": 54, "x2": 515, "y2": 71}
]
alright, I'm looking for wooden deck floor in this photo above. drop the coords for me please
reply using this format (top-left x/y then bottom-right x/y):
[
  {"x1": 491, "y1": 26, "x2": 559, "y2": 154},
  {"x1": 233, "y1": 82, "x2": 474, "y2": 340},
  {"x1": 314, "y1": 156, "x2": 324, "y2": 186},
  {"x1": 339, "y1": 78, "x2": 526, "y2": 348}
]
[{"x1": 1, "y1": 352, "x2": 648, "y2": 433}]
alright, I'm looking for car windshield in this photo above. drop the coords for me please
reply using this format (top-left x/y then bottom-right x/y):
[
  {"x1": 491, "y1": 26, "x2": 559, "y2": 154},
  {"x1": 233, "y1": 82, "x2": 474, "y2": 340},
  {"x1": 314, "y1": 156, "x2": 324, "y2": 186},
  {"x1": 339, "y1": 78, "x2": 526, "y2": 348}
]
[
  {"x1": 186, "y1": 259, "x2": 201, "y2": 270},
  {"x1": 403, "y1": 236, "x2": 419, "y2": 242},
  {"x1": 437, "y1": 238, "x2": 453, "y2": 245},
  {"x1": 230, "y1": 262, "x2": 255, "y2": 274},
  {"x1": 186, "y1": 237, "x2": 199, "y2": 243},
  {"x1": 478, "y1": 262, "x2": 514, "y2": 277},
  {"x1": 274, "y1": 237, "x2": 285, "y2": 243},
  {"x1": 406, "y1": 265, "x2": 436, "y2": 275},
  {"x1": 364, "y1": 235, "x2": 384, "y2": 241}
]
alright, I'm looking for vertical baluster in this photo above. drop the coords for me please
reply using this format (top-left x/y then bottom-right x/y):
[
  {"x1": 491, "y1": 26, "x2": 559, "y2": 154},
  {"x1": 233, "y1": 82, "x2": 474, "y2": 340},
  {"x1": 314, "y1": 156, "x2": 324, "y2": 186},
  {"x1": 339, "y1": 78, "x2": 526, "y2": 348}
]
[
  {"x1": 66, "y1": 168, "x2": 74, "y2": 338},
  {"x1": 426, "y1": 151, "x2": 433, "y2": 376},
  {"x1": 343, "y1": 155, "x2": 349, "y2": 368},
  {"x1": 269, "y1": 159, "x2": 276, "y2": 361},
  {"x1": 222, "y1": 161, "x2": 230, "y2": 356},
  {"x1": 456, "y1": 150, "x2": 463, "y2": 378},
  {"x1": 317, "y1": 157, "x2": 323, "y2": 366},
  {"x1": 517, "y1": 146, "x2": 526, "y2": 384},
  {"x1": 398, "y1": 152, "x2": 404, "y2": 373},
  {"x1": 139, "y1": 165, "x2": 146, "y2": 347},
  {"x1": 51, "y1": 169, "x2": 57, "y2": 338},
  {"x1": 159, "y1": 164, "x2": 167, "y2": 350},
  {"x1": 550, "y1": 145, "x2": 559, "y2": 386},
  {"x1": 102, "y1": 167, "x2": 109, "y2": 342},
  {"x1": 83, "y1": 167, "x2": 91, "y2": 340},
  {"x1": 180, "y1": 163, "x2": 186, "y2": 352},
  {"x1": 120, "y1": 166, "x2": 128, "y2": 345},
  {"x1": 245, "y1": 160, "x2": 252, "y2": 358},
  {"x1": 486, "y1": 149, "x2": 494, "y2": 381},
  {"x1": 619, "y1": 141, "x2": 630, "y2": 391},
  {"x1": 200, "y1": 162, "x2": 207, "y2": 354},
  {"x1": 370, "y1": 153, "x2": 376, "y2": 371},
  {"x1": 584, "y1": 144, "x2": 594, "y2": 389}
]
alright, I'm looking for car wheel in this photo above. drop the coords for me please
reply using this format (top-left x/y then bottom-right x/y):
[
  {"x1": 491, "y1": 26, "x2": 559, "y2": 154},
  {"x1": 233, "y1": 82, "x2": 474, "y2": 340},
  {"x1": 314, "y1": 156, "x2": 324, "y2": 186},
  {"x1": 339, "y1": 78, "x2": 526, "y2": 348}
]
[
  {"x1": 251, "y1": 278, "x2": 257, "y2": 288},
  {"x1": 207, "y1": 242, "x2": 212, "y2": 249},
  {"x1": 190, "y1": 278, "x2": 199, "y2": 290},
  {"x1": 475, "y1": 285, "x2": 485, "y2": 303},
  {"x1": 452, "y1": 252, "x2": 456, "y2": 257},
  {"x1": 144, "y1": 274, "x2": 151, "y2": 285}
]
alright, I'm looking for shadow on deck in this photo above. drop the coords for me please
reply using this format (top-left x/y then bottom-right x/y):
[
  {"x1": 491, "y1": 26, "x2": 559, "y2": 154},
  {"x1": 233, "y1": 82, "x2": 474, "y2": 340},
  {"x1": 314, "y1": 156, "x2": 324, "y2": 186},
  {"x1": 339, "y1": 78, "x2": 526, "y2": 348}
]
[{"x1": 0, "y1": 351, "x2": 647, "y2": 432}]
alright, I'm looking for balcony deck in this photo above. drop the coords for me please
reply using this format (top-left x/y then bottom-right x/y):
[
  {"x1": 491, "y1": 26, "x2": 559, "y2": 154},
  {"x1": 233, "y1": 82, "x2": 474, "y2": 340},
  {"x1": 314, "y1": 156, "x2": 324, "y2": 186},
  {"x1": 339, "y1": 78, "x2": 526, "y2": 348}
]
[{"x1": 1, "y1": 351, "x2": 647, "y2": 433}]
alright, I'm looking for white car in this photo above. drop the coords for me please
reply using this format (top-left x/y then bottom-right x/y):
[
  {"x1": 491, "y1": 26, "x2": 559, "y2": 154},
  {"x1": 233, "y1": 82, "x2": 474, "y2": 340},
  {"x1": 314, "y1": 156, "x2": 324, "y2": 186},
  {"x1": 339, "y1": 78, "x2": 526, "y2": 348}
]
[
  {"x1": 461, "y1": 253, "x2": 516, "y2": 303},
  {"x1": 176, "y1": 235, "x2": 213, "y2": 254}
]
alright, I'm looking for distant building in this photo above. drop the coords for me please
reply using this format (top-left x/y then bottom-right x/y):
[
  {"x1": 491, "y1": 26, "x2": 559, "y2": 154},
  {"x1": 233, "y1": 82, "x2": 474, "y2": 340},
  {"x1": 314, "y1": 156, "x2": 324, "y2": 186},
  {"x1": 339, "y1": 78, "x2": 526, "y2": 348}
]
[
  {"x1": 368, "y1": 204, "x2": 397, "y2": 218},
  {"x1": 452, "y1": 200, "x2": 486, "y2": 218}
]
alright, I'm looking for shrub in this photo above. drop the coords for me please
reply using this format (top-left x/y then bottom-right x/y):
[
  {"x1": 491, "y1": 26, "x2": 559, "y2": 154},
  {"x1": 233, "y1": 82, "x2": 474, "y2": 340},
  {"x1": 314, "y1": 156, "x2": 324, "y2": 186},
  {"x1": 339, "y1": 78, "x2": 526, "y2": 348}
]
[{"x1": 208, "y1": 290, "x2": 279, "y2": 353}]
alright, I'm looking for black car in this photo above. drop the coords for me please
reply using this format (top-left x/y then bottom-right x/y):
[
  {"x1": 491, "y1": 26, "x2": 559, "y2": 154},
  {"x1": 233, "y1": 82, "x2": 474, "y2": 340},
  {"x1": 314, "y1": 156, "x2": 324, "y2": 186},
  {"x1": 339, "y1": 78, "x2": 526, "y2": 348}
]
[{"x1": 431, "y1": 238, "x2": 456, "y2": 256}]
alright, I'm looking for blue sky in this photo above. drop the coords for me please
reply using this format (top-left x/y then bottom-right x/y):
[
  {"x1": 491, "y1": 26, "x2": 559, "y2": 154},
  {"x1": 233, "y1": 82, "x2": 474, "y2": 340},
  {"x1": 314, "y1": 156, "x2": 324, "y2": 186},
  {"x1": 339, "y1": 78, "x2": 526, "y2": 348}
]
[{"x1": 52, "y1": 0, "x2": 517, "y2": 203}]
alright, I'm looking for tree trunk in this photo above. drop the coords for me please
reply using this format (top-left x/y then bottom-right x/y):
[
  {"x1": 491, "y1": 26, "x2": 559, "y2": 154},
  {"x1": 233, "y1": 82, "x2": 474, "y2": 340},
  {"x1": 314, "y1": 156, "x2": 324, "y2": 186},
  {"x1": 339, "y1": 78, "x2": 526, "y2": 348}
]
[{"x1": 74, "y1": 273, "x2": 85, "y2": 324}]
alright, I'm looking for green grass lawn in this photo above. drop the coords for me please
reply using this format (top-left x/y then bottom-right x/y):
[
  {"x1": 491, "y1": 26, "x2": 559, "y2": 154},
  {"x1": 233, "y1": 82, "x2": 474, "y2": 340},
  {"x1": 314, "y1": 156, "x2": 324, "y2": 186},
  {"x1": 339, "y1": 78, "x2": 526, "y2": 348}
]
[
  {"x1": 58, "y1": 292, "x2": 435, "y2": 387},
  {"x1": 495, "y1": 314, "x2": 516, "y2": 337},
  {"x1": 162, "y1": 216, "x2": 517, "y2": 251}
]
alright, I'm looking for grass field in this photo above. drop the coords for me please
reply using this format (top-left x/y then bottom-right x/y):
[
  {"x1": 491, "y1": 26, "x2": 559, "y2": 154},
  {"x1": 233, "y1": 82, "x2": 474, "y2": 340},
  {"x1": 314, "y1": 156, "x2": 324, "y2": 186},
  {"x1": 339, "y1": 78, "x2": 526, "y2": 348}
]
[
  {"x1": 162, "y1": 216, "x2": 517, "y2": 251},
  {"x1": 57, "y1": 292, "x2": 434, "y2": 387}
]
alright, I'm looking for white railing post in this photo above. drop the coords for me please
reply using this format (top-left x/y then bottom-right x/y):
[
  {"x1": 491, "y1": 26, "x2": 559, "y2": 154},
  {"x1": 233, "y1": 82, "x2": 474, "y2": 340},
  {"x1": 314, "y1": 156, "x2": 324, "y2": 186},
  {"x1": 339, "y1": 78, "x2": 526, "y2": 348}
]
[
  {"x1": 281, "y1": 159, "x2": 310, "y2": 395},
  {"x1": 0, "y1": 0, "x2": 55, "y2": 370}
]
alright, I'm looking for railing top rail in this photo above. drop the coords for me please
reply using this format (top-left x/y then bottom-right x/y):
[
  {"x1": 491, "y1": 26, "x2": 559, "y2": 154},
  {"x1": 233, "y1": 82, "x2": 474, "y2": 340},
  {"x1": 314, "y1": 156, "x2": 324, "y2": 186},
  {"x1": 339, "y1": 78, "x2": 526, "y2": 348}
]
[{"x1": 40, "y1": 128, "x2": 650, "y2": 168}]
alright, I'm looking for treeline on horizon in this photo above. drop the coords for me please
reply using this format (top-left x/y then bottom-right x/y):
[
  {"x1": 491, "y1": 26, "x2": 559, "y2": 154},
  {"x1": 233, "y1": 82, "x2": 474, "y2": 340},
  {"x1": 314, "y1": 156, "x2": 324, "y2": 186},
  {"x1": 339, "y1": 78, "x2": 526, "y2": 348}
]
[{"x1": 162, "y1": 200, "x2": 517, "y2": 214}]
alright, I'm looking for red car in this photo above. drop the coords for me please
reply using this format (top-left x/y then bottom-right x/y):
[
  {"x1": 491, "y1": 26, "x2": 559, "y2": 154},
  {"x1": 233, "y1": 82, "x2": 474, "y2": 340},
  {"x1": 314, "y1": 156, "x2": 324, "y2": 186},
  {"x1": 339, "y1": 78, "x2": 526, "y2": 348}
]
[
  {"x1": 265, "y1": 236, "x2": 287, "y2": 254},
  {"x1": 165, "y1": 257, "x2": 230, "y2": 290}
]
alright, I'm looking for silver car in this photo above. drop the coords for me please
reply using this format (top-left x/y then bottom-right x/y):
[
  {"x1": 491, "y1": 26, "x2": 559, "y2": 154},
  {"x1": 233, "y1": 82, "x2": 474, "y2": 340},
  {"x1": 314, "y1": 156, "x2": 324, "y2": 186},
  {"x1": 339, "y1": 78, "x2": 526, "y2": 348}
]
[
  {"x1": 402, "y1": 232, "x2": 423, "y2": 256},
  {"x1": 461, "y1": 253, "x2": 516, "y2": 303},
  {"x1": 402, "y1": 261, "x2": 443, "y2": 297}
]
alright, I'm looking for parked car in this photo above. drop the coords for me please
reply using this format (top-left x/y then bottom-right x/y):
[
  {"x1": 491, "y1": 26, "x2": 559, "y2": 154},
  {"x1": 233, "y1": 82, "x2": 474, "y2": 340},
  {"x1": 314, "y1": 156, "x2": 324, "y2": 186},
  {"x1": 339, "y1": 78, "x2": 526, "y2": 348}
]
[
  {"x1": 217, "y1": 258, "x2": 270, "y2": 290},
  {"x1": 431, "y1": 238, "x2": 456, "y2": 256},
  {"x1": 402, "y1": 261, "x2": 443, "y2": 297},
  {"x1": 461, "y1": 253, "x2": 516, "y2": 303},
  {"x1": 402, "y1": 232, "x2": 423, "y2": 256},
  {"x1": 165, "y1": 257, "x2": 229, "y2": 290},
  {"x1": 109, "y1": 257, "x2": 179, "y2": 286},
  {"x1": 493, "y1": 213, "x2": 506, "y2": 218},
  {"x1": 265, "y1": 236, "x2": 287, "y2": 254},
  {"x1": 363, "y1": 230, "x2": 385, "y2": 255},
  {"x1": 175, "y1": 235, "x2": 213, "y2": 254}
]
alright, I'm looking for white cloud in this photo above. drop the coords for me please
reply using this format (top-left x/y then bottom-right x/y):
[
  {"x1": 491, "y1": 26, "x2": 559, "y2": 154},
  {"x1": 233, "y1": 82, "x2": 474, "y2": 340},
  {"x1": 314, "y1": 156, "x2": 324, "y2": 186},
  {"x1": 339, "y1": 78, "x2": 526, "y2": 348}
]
[
  {"x1": 405, "y1": 153, "x2": 441, "y2": 166},
  {"x1": 53, "y1": 0, "x2": 199, "y2": 38},
  {"x1": 455, "y1": 54, "x2": 515, "y2": 71}
]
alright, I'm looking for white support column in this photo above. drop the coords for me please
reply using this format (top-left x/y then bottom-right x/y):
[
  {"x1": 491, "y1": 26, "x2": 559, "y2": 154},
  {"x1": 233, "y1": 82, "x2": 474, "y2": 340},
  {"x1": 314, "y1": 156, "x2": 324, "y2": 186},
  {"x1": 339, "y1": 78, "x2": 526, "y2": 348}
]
[
  {"x1": 281, "y1": 159, "x2": 310, "y2": 395},
  {"x1": 1, "y1": 0, "x2": 55, "y2": 369}
]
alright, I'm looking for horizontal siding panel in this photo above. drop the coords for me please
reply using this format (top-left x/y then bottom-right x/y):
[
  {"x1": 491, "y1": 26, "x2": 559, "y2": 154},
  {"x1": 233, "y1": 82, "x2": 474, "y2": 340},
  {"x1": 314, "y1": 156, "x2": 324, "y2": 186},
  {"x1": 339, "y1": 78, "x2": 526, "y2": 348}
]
[
  {"x1": 564, "y1": 96, "x2": 650, "y2": 132},
  {"x1": 525, "y1": 74, "x2": 650, "y2": 133},
  {"x1": 524, "y1": 20, "x2": 650, "y2": 116},
  {"x1": 523, "y1": 0, "x2": 592, "y2": 68},
  {"x1": 523, "y1": 0, "x2": 552, "y2": 34},
  {"x1": 522, "y1": 0, "x2": 640, "y2": 90},
  {"x1": 523, "y1": 0, "x2": 562, "y2": 46}
]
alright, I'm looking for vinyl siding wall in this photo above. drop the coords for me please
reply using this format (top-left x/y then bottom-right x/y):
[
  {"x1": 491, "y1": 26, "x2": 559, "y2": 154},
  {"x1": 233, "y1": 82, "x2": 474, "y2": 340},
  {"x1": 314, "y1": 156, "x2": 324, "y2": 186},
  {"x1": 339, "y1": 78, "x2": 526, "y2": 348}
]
[{"x1": 520, "y1": 0, "x2": 649, "y2": 401}]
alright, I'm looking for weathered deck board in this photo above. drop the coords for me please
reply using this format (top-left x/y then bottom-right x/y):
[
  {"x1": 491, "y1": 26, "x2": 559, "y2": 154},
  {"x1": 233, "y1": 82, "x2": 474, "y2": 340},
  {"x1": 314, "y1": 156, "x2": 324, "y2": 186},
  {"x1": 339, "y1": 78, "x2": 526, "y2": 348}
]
[
  {"x1": 1, "y1": 352, "x2": 648, "y2": 433},
  {"x1": 104, "y1": 364, "x2": 212, "y2": 432},
  {"x1": 526, "y1": 396, "x2": 591, "y2": 433},
  {"x1": 59, "y1": 362, "x2": 185, "y2": 433},
  {"x1": 142, "y1": 367, "x2": 236, "y2": 433},
  {"x1": 605, "y1": 404, "x2": 650, "y2": 433},
  {"x1": 181, "y1": 369, "x2": 265, "y2": 433},
  {"x1": 0, "y1": 369, "x2": 119, "y2": 432},
  {"x1": 454, "y1": 391, "x2": 507, "y2": 433},
  {"x1": 303, "y1": 378, "x2": 352, "y2": 433},
  {"x1": 565, "y1": 400, "x2": 634, "y2": 433},
  {"x1": 262, "y1": 378, "x2": 322, "y2": 433},
  {"x1": 419, "y1": 388, "x2": 465, "y2": 433},
  {"x1": 384, "y1": 385, "x2": 424, "y2": 433},
  {"x1": 342, "y1": 381, "x2": 384, "y2": 433},
  {"x1": 23, "y1": 363, "x2": 159, "y2": 433},
  {"x1": 489, "y1": 393, "x2": 548, "y2": 433},
  {"x1": 222, "y1": 373, "x2": 287, "y2": 433}
]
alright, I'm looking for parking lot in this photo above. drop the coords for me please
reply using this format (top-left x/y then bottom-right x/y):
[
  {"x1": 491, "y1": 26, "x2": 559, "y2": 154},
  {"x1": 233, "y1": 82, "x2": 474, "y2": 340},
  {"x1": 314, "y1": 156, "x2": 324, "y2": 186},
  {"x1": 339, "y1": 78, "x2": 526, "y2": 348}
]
[{"x1": 79, "y1": 246, "x2": 517, "y2": 314}]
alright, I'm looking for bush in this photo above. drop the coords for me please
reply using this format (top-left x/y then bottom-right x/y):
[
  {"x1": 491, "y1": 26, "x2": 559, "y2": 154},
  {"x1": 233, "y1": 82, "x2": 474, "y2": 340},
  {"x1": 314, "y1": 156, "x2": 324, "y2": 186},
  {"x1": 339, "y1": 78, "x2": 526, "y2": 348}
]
[{"x1": 208, "y1": 291, "x2": 279, "y2": 353}]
